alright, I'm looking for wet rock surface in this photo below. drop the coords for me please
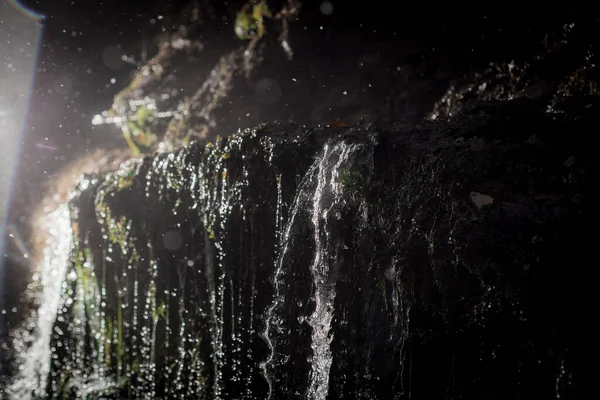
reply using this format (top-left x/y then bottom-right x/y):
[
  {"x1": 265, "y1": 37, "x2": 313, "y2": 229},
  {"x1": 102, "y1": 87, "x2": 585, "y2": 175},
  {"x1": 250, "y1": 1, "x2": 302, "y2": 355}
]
[
  {"x1": 7, "y1": 103, "x2": 594, "y2": 398},
  {"x1": 429, "y1": 20, "x2": 600, "y2": 120}
]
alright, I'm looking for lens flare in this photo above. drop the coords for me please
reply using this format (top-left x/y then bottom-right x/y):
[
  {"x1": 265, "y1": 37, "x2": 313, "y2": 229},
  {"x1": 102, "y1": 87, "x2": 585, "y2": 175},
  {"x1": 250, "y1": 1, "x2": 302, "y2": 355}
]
[
  {"x1": 0, "y1": 0, "x2": 44, "y2": 365},
  {"x1": 5, "y1": 0, "x2": 44, "y2": 22}
]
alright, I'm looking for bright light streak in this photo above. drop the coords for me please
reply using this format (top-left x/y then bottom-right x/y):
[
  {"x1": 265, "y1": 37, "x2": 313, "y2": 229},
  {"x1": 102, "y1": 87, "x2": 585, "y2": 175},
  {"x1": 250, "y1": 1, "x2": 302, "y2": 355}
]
[{"x1": 0, "y1": 0, "x2": 44, "y2": 366}]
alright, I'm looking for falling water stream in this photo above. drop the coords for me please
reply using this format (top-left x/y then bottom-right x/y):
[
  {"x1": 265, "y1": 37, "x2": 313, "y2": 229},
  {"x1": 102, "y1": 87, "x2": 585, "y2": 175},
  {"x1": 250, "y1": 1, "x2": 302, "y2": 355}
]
[
  {"x1": 305, "y1": 142, "x2": 359, "y2": 400},
  {"x1": 2, "y1": 115, "x2": 585, "y2": 399},
  {"x1": 261, "y1": 141, "x2": 362, "y2": 400},
  {"x1": 8, "y1": 205, "x2": 73, "y2": 399}
]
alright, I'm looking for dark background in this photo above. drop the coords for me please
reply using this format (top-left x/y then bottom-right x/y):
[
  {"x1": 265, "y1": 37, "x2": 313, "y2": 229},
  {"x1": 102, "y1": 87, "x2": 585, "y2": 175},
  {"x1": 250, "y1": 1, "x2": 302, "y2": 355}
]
[{"x1": 12, "y1": 0, "x2": 577, "y2": 198}]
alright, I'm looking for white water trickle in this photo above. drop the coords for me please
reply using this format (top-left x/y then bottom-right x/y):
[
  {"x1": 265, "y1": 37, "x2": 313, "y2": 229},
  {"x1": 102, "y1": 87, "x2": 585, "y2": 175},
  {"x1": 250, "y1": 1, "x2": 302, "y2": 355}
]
[
  {"x1": 262, "y1": 141, "x2": 359, "y2": 400},
  {"x1": 261, "y1": 163, "x2": 319, "y2": 400},
  {"x1": 7, "y1": 204, "x2": 73, "y2": 399},
  {"x1": 306, "y1": 142, "x2": 358, "y2": 400}
]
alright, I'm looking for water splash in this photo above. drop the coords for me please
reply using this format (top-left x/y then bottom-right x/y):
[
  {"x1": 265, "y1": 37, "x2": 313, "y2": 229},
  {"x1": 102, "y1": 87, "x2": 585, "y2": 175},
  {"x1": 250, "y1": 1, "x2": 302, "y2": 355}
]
[{"x1": 7, "y1": 204, "x2": 73, "y2": 399}]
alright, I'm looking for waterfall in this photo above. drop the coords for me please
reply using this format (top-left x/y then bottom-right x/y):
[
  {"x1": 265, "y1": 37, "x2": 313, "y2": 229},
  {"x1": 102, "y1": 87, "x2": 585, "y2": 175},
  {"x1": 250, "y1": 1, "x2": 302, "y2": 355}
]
[
  {"x1": 2, "y1": 117, "x2": 587, "y2": 399},
  {"x1": 7, "y1": 204, "x2": 73, "y2": 399}
]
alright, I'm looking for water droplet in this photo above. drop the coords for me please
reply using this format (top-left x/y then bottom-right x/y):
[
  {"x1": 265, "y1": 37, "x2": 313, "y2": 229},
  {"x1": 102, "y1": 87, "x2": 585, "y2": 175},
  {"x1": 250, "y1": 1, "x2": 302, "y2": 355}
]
[
  {"x1": 163, "y1": 230, "x2": 183, "y2": 251},
  {"x1": 320, "y1": 1, "x2": 334, "y2": 15}
]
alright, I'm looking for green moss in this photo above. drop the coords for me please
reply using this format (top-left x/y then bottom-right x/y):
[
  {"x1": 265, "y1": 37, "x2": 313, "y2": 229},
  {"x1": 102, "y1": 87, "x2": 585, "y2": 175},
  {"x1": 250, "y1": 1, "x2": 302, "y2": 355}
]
[
  {"x1": 59, "y1": 370, "x2": 74, "y2": 400},
  {"x1": 135, "y1": 105, "x2": 152, "y2": 125},
  {"x1": 153, "y1": 301, "x2": 167, "y2": 321},
  {"x1": 340, "y1": 168, "x2": 365, "y2": 196},
  {"x1": 234, "y1": 0, "x2": 271, "y2": 39},
  {"x1": 131, "y1": 360, "x2": 141, "y2": 375},
  {"x1": 83, "y1": 247, "x2": 93, "y2": 263},
  {"x1": 95, "y1": 165, "x2": 142, "y2": 267},
  {"x1": 122, "y1": 126, "x2": 142, "y2": 156}
]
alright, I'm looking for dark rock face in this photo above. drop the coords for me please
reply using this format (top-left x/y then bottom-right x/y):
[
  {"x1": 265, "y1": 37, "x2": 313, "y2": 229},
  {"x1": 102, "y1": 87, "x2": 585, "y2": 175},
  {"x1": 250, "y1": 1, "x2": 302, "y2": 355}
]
[
  {"x1": 429, "y1": 21, "x2": 600, "y2": 120},
  {"x1": 8, "y1": 104, "x2": 593, "y2": 398}
]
